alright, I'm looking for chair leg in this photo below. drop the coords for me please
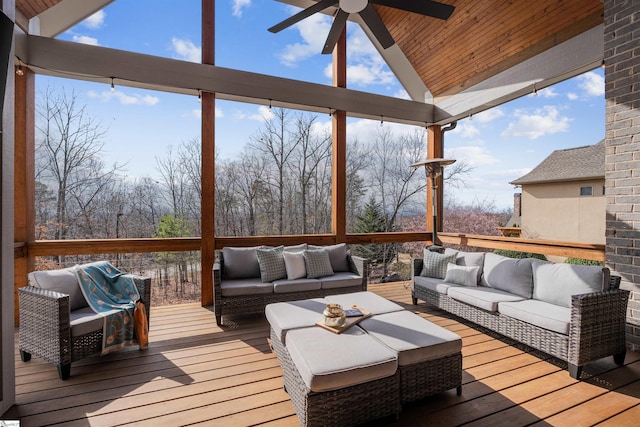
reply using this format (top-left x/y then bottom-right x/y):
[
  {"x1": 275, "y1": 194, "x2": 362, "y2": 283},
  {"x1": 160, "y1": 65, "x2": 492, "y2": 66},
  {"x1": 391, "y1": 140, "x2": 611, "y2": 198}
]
[
  {"x1": 568, "y1": 363, "x2": 582, "y2": 380},
  {"x1": 614, "y1": 351, "x2": 626, "y2": 365},
  {"x1": 456, "y1": 385, "x2": 462, "y2": 396},
  {"x1": 19, "y1": 350, "x2": 31, "y2": 362},
  {"x1": 412, "y1": 296, "x2": 418, "y2": 305},
  {"x1": 216, "y1": 313, "x2": 222, "y2": 326},
  {"x1": 57, "y1": 364, "x2": 71, "y2": 380}
]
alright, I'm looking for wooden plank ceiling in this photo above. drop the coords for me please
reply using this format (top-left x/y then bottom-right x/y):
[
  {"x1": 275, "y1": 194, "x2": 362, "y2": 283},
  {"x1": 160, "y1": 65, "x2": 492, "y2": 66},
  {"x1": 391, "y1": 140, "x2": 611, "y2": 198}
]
[
  {"x1": 377, "y1": 0, "x2": 604, "y2": 98},
  {"x1": 15, "y1": 0, "x2": 62, "y2": 19}
]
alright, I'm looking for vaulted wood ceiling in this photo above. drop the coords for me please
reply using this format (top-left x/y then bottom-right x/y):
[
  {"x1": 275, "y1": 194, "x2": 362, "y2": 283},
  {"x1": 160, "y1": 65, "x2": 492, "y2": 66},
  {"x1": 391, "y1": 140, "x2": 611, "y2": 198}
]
[{"x1": 377, "y1": 0, "x2": 603, "y2": 99}]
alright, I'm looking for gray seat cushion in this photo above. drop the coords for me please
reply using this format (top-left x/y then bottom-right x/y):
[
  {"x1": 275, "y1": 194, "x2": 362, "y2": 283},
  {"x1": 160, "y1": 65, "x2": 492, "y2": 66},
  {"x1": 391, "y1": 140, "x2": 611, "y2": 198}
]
[
  {"x1": 28, "y1": 268, "x2": 88, "y2": 311},
  {"x1": 320, "y1": 272, "x2": 362, "y2": 289},
  {"x1": 272, "y1": 278, "x2": 321, "y2": 294},
  {"x1": 359, "y1": 311, "x2": 462, "y2": 366},
  {"x1": 220, "y1": 278, "x2": 273, "y2": 297},
  {"x1": 498, "y1": 299, "x2": 571, "y2": 335},
  {"x1": 325, "y1": 291, "x2": 404, "y2": 315},
  {"x1": 447, "y1": 286, "x2": 525, "y2": 312},
  {"x1": 285, "y1": 326, "x2": 398, "y2": 392},
  {"x1": 69, "y1": 307, "x2": 104, "y2": 337},
  {"x1": 265, "y1": 298, "x2": 327, "y2": 344},
  {"x1": 481, "y1": 253, "x2": 535, "y2": 298},
  {"x1": 532, "y1": 263, "x2": 609, "y2": 308},
  {"x1": 413, "y1": 275, "x2": 463, "y2": 295},
  {"x1": 444, "y1": 248, "x2": 485, "y2": 284}
]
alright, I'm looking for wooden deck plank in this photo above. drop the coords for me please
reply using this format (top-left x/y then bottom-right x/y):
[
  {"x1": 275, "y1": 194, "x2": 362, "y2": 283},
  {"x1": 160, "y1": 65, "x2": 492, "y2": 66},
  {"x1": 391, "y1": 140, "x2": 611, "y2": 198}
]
[{"x1": 7, "y1": 282, "x2": 640, "y2": 427}]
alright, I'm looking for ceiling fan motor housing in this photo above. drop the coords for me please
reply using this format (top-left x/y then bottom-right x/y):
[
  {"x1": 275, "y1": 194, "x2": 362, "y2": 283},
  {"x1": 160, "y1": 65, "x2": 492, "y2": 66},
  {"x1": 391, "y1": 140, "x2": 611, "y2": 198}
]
[{"x1": 340, "y1": 0, "x2": 368, "y2": 14}]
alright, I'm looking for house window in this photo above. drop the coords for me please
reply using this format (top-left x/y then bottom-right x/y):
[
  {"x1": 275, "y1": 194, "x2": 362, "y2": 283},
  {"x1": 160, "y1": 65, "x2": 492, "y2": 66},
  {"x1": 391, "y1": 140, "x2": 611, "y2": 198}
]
[{"x1": 580, "y1": 186, "x2": 593, "y2": 196}]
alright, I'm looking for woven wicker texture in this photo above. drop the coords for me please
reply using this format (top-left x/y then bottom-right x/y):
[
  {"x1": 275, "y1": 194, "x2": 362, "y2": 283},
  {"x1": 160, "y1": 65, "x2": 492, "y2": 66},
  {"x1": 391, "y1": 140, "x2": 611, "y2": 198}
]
[
  {"x1": 411, "y1": 257, "x2": 629, "y2": 377},
  {"x1": 400, "y1": 353, "x2": 462, "y2": 403},
  {"x1": 19, "y1": 274, "x2": 151, "y2": 379},
  {"x1": 270, "y1": 328, "x2": 401, "y2": 426},
  {"x1": 214, "y1": 251, "x2": 368, "y2": 325}
]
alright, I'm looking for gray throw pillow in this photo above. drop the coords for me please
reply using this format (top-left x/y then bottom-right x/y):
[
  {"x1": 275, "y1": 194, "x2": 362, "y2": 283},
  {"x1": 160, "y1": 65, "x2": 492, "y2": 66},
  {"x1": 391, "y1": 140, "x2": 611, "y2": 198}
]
[
  {"x1": 481, "y1": 253, "x2": 534, "y2": 298},
  {"x1": 533, "y1": 263, "x2": 608, "y2": 308},
  {"x1": 256, "y1": 247, "x2": 287, "y2": 283},
  {"x1": 308, "y1": 243, "x2": 350, "y2": 272},
  {"x1": 444, "y1": 263, "x2": 480, "y2": 287},
  {"x1": 420, "y1": 250, "x2": 456, "y2": 279},
  {"x1": 303, "y1": 249, "x2": 334, "y2": 279},
  {"x1": 222, "y1": 246, "x2": 262, "y2": 279}
]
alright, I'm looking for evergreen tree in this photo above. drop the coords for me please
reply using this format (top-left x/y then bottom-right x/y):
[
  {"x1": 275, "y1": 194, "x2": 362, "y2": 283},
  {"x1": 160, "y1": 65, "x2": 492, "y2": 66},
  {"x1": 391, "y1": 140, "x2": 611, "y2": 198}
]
[{"x1": 352, "y1": 196, "x2": 396, "y2": 271}]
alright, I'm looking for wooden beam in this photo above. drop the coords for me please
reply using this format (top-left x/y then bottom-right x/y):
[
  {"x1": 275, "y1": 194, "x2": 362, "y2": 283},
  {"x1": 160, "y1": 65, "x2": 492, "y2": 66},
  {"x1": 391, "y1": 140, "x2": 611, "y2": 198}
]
[
  {"x1": 30, "y1": 0, "x2": 115, "y2": 37},
  {"x1": 200, "y1": 0, "x2": 214, "y2": 307},
  {"x1": 13, "y1": 65, "x2": 35, "y2": 325},
  {"x1": 331, "y1": 25, "x2": 346, "y2": 243},
  {"x1": 24, "y1": 35, "x2": 434, "y2": 126},
  {"x1": 426, "y1": 125, "x2": 442, "y2": 244}
]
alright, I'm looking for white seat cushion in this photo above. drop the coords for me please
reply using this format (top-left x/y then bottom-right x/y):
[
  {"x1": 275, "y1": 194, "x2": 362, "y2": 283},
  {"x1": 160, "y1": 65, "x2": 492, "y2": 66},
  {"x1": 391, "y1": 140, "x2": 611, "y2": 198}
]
[
  {"x1": 413, "y1": 275, "x2": 463, "y2": 295},
  {"x1": 320, "y1": 272, "x2": 362, "y2": 289},
  {"x1": 265, "y1": 298, "x2": 327, "y2": 344},
  {"x1": 359, "y1": 311, "x2": 462, "y2": 366},
  {"x1": 447, "y1": 286, "x2": 525, "y2": 312},
  {"x1": 498, "y1": 299, "x2": 571, "y2": 335},
  {"x1": 325, "y1": 291, "x2": 404, "y2": 315},
  {"x1": 286, "y1": 326, "x2": 398, "y2": 392},
  {"x1": 272, "y1": 278, "x2": 321, "y2": 294}
]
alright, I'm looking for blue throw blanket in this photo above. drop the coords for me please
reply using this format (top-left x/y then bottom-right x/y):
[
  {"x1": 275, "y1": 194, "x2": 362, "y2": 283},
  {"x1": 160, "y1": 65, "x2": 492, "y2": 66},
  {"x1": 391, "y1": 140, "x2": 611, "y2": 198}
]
[{"x1": 75, "y1": 261, "x2": 140, "y2": 355}]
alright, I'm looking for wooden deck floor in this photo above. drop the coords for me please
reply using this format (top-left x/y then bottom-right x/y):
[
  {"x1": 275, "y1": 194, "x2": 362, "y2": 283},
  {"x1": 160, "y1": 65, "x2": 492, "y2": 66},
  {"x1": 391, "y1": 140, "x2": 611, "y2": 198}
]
[{"x1": 7, "y1": 282, "x2": 640, "y2": 426}]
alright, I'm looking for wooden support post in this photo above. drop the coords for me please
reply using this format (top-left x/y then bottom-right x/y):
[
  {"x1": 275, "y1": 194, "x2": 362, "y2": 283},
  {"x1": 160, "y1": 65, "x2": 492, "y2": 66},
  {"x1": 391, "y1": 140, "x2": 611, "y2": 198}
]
[
  {"x1": 200, "y1": 0, "x2": 215, "y2": 306},
  {"x1": 331, "y1": 26, "x2": 347, "y2": 243},
  {"x1": 426, "y1": 126, "x2": 443, "y2": 243},
  {"x1": 14, "y1": 66, "x2": 35, "y2": 325}
]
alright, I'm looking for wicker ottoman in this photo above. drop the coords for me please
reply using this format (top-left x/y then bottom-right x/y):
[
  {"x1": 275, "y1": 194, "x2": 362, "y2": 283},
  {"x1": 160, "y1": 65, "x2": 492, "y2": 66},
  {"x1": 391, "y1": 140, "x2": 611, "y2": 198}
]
[
  {"x1": 270, "y1": 326, "x2": 401, "y2": 427},
  {"x1": 359, "y1": 310, "x2": 462, "y2": 403}
]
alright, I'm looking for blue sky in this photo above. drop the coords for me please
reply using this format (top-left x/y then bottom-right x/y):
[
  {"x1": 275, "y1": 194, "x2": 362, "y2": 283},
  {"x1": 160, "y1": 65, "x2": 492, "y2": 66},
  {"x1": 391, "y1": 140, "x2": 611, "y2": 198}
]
[{"x1": 38, "y1": 0, "x2": 605, "y2": 211}]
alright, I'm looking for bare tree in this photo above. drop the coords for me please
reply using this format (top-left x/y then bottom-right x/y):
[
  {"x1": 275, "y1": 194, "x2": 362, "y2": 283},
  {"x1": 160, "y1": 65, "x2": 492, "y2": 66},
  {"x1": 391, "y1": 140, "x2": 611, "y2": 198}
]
[{"x1": 35, "y1": 87, "x2": 121, "y2": 244}]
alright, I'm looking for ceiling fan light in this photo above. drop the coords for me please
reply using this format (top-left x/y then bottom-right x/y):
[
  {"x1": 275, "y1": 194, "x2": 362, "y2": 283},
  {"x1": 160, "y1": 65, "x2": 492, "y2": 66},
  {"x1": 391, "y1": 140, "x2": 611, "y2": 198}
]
[{"x1": 339, "y1": 0, "x2": 367, "y2": 14}]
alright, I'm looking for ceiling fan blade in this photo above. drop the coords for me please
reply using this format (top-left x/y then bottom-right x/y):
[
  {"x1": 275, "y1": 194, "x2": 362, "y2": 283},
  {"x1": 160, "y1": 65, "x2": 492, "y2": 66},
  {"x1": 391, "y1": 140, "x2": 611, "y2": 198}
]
[
  {"x1": 322, "y1": 9, "x2": 349, "y2": 54},
  {"x1": 358, "y1": 4, "x2": 395, "y2": 49},
  {"x1": 269, "y1": 0, "x2": 338, "y2": 33},
  {"x1": 371, "y1": 0, "x2": 455, "y2": 20}
]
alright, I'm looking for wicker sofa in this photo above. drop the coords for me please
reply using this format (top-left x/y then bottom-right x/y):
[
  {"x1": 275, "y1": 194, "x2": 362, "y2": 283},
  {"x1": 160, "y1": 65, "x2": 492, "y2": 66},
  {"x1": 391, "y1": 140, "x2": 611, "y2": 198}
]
[
  {"x1": 411, "y1": 248, "x2": 630, "y2": 379},
  {"x1": 19, "y1": 266, "x2": 151, "y2": 379},
  {"x1": 213, "y1": 243, "x2": 368, "y2": 325}
]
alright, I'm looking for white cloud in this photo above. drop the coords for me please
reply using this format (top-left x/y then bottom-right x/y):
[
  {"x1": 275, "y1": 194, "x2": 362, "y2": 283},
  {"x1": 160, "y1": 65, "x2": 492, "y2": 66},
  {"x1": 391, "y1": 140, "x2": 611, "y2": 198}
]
[
  {"x1": 538, "y1": 87, "x2": 559, "y2": 98},
  {"x1": 445, "y1": 145, "x2": 499, "y2": 166},
  {"x1": 578, "y1": 71, "x2": 604, "y2": 97},
  {"x1": 189, "y1": 107, "x2": 223, "y2": 119},
  {"x1": 501, "y1": 106, "x2": 571, "y2": 139},
  {"x1": 393, "y1": 88, "x2": 411, "y2": 100},
  {"x1": 567, "y1": 92, "x2": 579, "y2": 100},
  {"x1": 88, "y1": 90, "x2": 160, "y2": 106},
  {"x1": 474, "y1": 108, "x2": 505, "y2": 123},
  {"x1": 82, "y1": 10, "x2": 106, "y2": 29},
  {"x1": 234, "y1": 105, "x2": 275, "y2": 122},
  {"x1": 278, "y1": 12, "x2": 331, "y2": 66},
  {"x1": 232, "y1": 0, "x2": 251, "y2": 17},
  {"x1": 171, "y1": 37, "x2": 201, "y2": 62},
  {"x1": 72, "y1": 35, "x2": 99, "y2": 46},
  {"x1": 450, "y1": 122, "x2": 480, "y2": 139}
]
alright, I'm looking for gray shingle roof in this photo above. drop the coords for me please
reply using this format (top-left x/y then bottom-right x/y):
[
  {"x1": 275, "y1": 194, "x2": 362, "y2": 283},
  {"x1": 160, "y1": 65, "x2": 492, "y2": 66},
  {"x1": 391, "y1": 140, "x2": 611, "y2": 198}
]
[{"x1": 510, "y1": 140, "x2": 604, "y2": 185}]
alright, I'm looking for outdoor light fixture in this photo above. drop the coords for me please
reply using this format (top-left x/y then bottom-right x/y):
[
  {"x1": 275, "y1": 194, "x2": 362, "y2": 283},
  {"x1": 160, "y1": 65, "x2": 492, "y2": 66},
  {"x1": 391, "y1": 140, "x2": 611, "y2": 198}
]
[
  {"x1": 411, "y1": 158, "x2": 456, "y2": 252},
  {"x1": 15, "y1": 62, "x2": 24, "y2": 76}
]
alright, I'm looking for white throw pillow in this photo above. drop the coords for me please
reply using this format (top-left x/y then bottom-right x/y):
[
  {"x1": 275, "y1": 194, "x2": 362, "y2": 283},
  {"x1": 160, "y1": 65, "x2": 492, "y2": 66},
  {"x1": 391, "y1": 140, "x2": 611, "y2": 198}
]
[
  {"x1": 284, "y1": 251, "x2": 307, "y2": 280},
  {"x1": 444, "y1": 263, "x2": 480, "y2": 287}
]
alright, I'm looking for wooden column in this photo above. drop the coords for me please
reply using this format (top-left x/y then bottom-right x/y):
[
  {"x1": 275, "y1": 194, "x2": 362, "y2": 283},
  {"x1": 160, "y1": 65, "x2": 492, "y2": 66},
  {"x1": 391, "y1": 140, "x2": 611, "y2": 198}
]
[
  {"x1": 426, "y1": 125, "x2": 443, "y2": 242},
  {"x1": 331, "y1": 27, "x2": 347, "y2": 243},
  {"x1": 200, "y1": 0, "x2": 214, "y2": 306},
  {"x1": 13, "y1": 66, "x2": 34, "y2": 325}
]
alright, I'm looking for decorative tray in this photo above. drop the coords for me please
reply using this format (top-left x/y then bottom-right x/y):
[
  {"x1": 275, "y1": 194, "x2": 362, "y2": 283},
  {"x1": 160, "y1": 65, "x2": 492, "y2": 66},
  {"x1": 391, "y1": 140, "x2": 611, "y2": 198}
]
[{"x1": 315, "y1": 306, "x2": 371, "y2": 334}]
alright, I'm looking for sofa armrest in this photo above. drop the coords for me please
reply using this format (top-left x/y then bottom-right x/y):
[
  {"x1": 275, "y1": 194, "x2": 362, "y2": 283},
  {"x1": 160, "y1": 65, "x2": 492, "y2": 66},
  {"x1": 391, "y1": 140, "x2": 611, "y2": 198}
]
[
  {"x1": 127, "y1": 275, "x2": 152, "y2": 323},
  {"x1": 348, "y1": 255, "x2": 369, "y2": 291},
  {"x1": 18, "y1": 286, "x2": 72, "y2": 366},
  {"x1": 411, "y1": 258, "x2": 424, "y2": 278},
  {"x1": 569, "y1": 289, "x2": 630, "y2": 366}
]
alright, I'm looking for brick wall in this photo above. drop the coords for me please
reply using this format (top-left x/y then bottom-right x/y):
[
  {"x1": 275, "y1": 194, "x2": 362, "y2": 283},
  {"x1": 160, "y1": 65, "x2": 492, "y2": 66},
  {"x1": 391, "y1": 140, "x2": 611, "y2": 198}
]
[{"x1": 604, "y1": 0, "x2": 640, "y2": 351}]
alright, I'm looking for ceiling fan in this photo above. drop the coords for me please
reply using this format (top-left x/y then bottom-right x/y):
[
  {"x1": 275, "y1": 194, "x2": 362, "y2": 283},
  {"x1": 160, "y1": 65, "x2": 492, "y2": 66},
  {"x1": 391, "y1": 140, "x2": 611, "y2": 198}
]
[{"x1": 269, "y1": 0, "x2": 455, "y2": 54}]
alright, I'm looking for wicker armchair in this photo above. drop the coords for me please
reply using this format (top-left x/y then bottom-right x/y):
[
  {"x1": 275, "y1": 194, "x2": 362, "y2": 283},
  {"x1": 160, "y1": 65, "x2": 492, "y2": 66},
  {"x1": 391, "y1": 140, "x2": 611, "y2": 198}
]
[{"x1": 18, "y1": 268, "x2": 151, "y2": 380}]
